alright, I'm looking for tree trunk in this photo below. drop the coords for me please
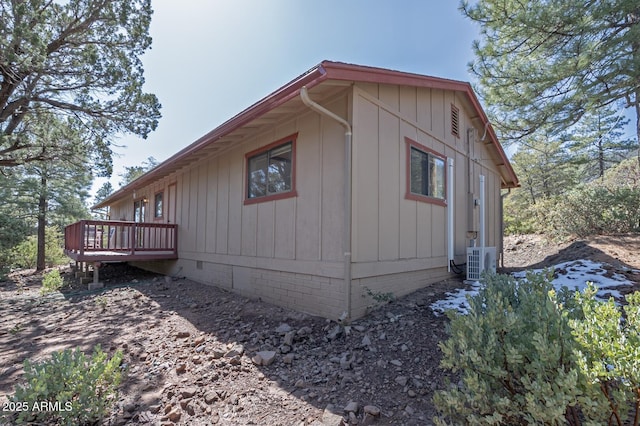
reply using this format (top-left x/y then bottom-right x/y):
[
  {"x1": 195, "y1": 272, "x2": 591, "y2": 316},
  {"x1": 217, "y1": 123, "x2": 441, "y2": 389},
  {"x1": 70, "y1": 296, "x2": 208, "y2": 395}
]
[
  {"x1": 36, "y1": 174, "x2": 47, "y2": 271},
  {"x1": 598, "y1": 137, "x2": 605, "y2": 179},
  {"x1": 636, "y1": 92, "x2": 640, "y2": 168}
]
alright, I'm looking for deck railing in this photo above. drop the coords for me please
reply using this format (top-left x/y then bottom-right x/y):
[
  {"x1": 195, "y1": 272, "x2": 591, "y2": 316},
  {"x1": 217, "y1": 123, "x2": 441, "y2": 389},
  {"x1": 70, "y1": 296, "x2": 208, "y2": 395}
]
[{"x1": 64, "y1": 220, "x2": 178, "y2": 257}]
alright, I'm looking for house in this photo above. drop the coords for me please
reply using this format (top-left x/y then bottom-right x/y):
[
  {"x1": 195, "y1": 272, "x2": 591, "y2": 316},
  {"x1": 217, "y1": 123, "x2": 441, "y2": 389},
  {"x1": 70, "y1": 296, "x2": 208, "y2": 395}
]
[{"x1": 66, "y1": 61, "x2": 519, "y2": 320}]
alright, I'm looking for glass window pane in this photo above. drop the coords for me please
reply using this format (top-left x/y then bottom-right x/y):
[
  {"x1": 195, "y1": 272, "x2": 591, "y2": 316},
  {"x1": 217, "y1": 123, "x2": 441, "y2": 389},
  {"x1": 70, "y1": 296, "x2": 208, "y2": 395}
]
[
  {"x1": 134, "y1": 200, "x2": 141, "y2": 222},
  {"x1": 248, "y1": 153, "x2": 268, "y2": 198},
  {"x1": 430, "y1": 156, "x2": 445, "y2": 199},
  {"x1": 410, "y1": 147, "x2": 428, "y2": 196},
  {"x1": 268, "y1": 143, "x2": 292, "y2": 194},
  {"x1": 154, "y1": 193, "x2": 163, "y2": 217}
]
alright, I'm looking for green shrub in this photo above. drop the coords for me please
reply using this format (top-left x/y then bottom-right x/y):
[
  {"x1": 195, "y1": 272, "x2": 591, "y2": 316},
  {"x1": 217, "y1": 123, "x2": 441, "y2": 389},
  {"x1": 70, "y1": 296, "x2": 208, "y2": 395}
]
[
  {"x1": 549, "y1": 185, "x2": 640, "y2": 237},
  {"x1": 9, "y1": 235, "x2": 37, "y2": 269},
  {"x1": 570, "y1": 286, "x2": 640, "y2": 425},
  {"x1": 504, "y1": 158, "x2": 640, "y2": 238},
  {"x1": 40, "y1": 269, "x2": 64, "y2": 295},
  {"x1": 7, "y1": 346, "x2": 124, "y2": 425},
  {"x1": 434, "y1": 272, "x2": 640, "y2": 425},
  {"x1": 434, "y1": 272, "x2": 586, "y2": 425},
  {"x1": 8, "y1": 226, "x2": 67, "y2": 269}
]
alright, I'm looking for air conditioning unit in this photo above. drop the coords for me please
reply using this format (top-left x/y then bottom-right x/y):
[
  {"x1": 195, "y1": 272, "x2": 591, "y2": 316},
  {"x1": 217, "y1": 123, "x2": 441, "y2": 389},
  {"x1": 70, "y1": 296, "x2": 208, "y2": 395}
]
[{"x1": 466, "y1": 246, "x2": 496, "y2": 281}]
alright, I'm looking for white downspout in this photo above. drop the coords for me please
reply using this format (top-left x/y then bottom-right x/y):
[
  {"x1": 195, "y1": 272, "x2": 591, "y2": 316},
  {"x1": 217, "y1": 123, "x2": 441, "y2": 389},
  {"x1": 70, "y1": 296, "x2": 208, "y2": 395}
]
[
  {"x1": 479, "y1": 175, "x2": 486, "y2": 248},
  {"x1": 447, "y1": 158, "x2": 455, "y2": 271},
  {"x1": 300, "y1": 86, "x2": 353, "y2": 321}
]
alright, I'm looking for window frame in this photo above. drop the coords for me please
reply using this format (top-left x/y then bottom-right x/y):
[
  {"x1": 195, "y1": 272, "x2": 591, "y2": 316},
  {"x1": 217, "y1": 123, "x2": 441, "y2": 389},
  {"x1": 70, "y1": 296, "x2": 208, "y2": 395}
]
[
  {"x1": 153, "y1": 191, "x2": 164, "y2": 220},
  {"x1": 133, "y1": 198, "x2": 146, "y2": 223},
  {"x1": 405, "y1": 137, "x2": 447, "y2": 207},
  {"x1": 244, "y1": 133, "x2": 298, "y2": 205}
]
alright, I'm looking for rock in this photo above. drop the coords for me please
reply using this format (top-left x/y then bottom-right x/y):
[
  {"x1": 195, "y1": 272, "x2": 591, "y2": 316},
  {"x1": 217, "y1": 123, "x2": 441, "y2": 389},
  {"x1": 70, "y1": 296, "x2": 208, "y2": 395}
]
[
  {"x1": 327, "y1": 325, "x2": 343, "y2": 340},
  {"x1": 194, "y1": 336, "x2": 205, "y2": 346},
  {"x1": 322, "y1": 405, "x2": 344, "y2": 426},
  {"x1": 340, "y1": 355, "x2": 352, "y2": 370},
  {"x1": 283, "y1": 330, "x2": 296, "y2": 346},
  {"x1": 252, "y1": 354, "x2": 263, "y2": 365},
  {"x1": 344, "y1": 401, "x2": 359, "y2": 413},
  {"x1": 363, "y1": 405, "x2": 380, "y2": 416},
  {"x1": 175, "y1": 330, "x2": 190, "y2": 339},
  {"x1": 276, "y1": 323, "x2": 292, "y2": 334},
  {"x1": 283, "y1": 353, "x2": 295, "y2": 364},
  {"x1": 225, "y1": 344, "x2": 244, "y2": 358},
  {"x1": 390, "y1": 359, "x2": 402, "y2": 367},
  {"x1": 297, "y1": 326, "x2": 312, "y2": 336},
  {"x1": 348, "y1": 412, "x2": 358, "y2": 424},
  {"x1": 204, "y1": 391, "x2": 218, "y2": 404},
  {"x1": 361, "y1": 335, "x2": 372, "y2": 347},
  {"x1": 407, "y1": 389, "x2": 416, "y2": 398},
  {"x1": 180, "y1": 387, "x2": 197, "y2": 399},
  {"x1": 361, "y1": 413, "x2": 376, "y2": 426},
  {"x1": 166, "y1": 408, "x2": 181, "y2": 422},
  {"x1": 255, "y1": 350, "x2": 276, "y2": 366},
  {"x1": 184, "y1": 402, "x2": 196, "y2": 416},
  {"x1": 175, "y1": 363, "x2": 187, "y2": 374},
  {"x1": 395, "y1": 376, "x2": 408, "y2": 387},
  {"x1": 279, "y1": 344, "x2": 292, "y2": 354}
]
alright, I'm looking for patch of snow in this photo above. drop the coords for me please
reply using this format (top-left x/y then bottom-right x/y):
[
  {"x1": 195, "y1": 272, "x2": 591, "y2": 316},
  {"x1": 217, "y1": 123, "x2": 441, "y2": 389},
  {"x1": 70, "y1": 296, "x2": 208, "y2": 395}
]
[
  {"x1": 428, "y1": 281, "x2": 483, "y2": 316},
  {"x1": 430, "y1": 259, "x2": 635, "y2": 316}
]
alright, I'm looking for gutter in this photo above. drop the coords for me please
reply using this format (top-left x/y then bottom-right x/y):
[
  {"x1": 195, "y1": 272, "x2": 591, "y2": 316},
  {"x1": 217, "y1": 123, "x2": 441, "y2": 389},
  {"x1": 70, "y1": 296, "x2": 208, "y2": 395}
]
[
  {"x1": 300, "y1": 86, "x2": 353, "y2": 321},
  {"x1": 499, "y1": 188, "x2": 512, "y2": 268}
]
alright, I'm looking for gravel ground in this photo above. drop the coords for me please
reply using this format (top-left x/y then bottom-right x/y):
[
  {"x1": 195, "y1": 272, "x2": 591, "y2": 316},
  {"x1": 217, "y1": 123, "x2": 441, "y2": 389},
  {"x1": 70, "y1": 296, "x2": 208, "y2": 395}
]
[{"x1": 1, "y1": 233, "x2": 638, "y2": 425}]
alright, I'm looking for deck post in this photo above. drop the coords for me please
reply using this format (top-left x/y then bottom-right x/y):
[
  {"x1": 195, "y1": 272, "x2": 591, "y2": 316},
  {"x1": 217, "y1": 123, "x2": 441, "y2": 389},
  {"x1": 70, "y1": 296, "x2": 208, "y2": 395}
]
[
  {"x1": 88, "y1": 262, "x2": 104, "y2": 290},
  {"x1": 79, "y1": 220, "x2": 86, "y2": 258},
  {"x1": 131, "y1": 223, "x2": 137, "y2": 255}
]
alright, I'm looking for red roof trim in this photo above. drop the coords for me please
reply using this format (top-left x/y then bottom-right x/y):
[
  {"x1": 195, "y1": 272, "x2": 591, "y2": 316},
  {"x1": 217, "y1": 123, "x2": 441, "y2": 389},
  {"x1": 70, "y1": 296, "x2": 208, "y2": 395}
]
[
  {"x1": 95, "y1": 61, "x2": 518, "y2": 208},
  {"x1": 319, "y1": 61, "x2": 517, "y2": 188}
]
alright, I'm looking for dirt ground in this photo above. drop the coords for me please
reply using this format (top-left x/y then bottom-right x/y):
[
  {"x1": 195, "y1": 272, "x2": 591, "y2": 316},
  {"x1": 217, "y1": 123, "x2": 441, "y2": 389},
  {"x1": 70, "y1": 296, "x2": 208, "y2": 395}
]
[{"x1": 1, "y1": 234, "x2": 639, "y2": 426}]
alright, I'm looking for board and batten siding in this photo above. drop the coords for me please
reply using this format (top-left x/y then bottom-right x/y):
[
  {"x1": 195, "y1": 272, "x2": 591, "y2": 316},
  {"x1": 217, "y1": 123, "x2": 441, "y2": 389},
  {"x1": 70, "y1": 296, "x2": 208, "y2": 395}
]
[
  {"x1": 106, "y1": 84, "x2": 506, "y2": 320},
  {"x1": 111, "y1": 94, "x2": 350, "y2": 319},
  {"x1": 349, "y1": 83, "x2": 504, "y2": 318}
]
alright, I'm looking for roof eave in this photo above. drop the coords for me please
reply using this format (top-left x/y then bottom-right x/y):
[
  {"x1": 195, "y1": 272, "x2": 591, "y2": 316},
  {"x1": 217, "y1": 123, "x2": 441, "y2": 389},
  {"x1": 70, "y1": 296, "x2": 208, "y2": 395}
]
[
  {"x1": 94, "y1": 60, "x2": 519, "y2": 208},
  {"x1": 93, "y1": 63, "x2": 330, "y2": 209}
]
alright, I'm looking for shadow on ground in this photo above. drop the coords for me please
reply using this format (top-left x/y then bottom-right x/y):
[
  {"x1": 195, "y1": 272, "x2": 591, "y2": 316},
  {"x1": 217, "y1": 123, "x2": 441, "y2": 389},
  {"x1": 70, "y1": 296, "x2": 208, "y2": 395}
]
[{"x1": 0, "y1": 263, "x2": 462, "y2": 425}]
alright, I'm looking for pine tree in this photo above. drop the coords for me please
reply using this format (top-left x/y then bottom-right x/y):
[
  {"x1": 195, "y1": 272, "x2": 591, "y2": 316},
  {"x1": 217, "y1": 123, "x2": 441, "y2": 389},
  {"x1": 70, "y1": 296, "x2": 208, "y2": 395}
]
[
  {"x1": 0, "y1": 0, "x2": 161, "y2": 168},
  {"x1": 462, "y1": 0, "x2": 640, "y2": 155},
  {"x1": 566, "y1": 106, "x2": 635, "y2": 180}
]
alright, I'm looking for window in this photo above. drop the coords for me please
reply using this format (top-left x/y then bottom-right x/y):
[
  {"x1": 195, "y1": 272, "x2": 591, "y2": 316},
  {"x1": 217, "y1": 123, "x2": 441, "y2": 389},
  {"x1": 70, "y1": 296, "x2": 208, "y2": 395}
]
[
  {"x1": 245, "y1": 134, "x2": 297, "y2": 204},
  {"x1": 451, "y1": 104, "x2": 460, "y2": 138},
  {"x1": 154, "y1": 192, "x2": 163, "y2": 218},
  {"x1": 406, "y1": 138, "x2": 446, "y2": 206},
  {"x1": 133, "y1": 199, "x2": 145, "y2": 223}
]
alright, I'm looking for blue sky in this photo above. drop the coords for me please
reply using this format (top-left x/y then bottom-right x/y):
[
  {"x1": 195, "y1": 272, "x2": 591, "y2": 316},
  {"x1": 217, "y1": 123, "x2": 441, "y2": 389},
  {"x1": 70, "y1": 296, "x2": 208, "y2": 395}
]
[{"x1": 98, "y1": 1, "x2": 481, "y2": 197}]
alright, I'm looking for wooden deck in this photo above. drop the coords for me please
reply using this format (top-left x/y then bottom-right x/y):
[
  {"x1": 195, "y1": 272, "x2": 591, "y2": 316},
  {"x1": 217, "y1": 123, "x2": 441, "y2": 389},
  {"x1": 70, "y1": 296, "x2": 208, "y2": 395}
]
[{"x1": 64, "y1": 220, "x2": 178, "y2": 263}]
